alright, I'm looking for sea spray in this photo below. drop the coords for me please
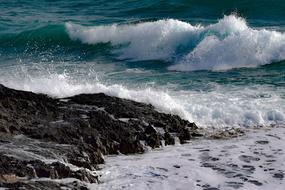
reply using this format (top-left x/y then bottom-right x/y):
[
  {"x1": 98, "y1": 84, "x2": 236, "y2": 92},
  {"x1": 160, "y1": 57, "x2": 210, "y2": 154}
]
[
  {"x1": 66, "y1": 15, "x2": 285, "y2": 71},
  {"x1": 1, "y1": 71, "x2": 284, "y2": 128}
]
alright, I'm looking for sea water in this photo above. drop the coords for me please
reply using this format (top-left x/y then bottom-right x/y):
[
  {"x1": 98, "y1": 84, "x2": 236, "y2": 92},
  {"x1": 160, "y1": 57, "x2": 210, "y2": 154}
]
[
  {"x1": 1, "y1": 0, "x2": 284, "y2": 128},
  {"x1": 0, "y1": 1, "x2": 285, "y2": 188}
]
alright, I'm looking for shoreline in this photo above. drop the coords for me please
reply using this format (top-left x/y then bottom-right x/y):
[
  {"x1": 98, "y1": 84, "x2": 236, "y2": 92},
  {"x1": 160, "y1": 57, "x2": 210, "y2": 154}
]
[
  {"x1": 96, "y1": 127, "x2": 285, "y2": 190},
  {"x1": 0, "y1": 84, "x2": 282, "y2": 189},
  {"x1": 0, "y1": 84, "x2": 199, "y2": 189}
]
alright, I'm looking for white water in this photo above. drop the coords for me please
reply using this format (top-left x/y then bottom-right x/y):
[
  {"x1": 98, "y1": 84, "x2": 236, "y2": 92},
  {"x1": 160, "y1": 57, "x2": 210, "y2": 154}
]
[
  {"x1": 66, "y1": 15, "x2": 285, "y2": 71},
  {"x1": 93, "y1": 127, "x2": 285, "y2": 190},
  {"x1": 1, "y1": 72, "x2": 284, "y2": 128}
]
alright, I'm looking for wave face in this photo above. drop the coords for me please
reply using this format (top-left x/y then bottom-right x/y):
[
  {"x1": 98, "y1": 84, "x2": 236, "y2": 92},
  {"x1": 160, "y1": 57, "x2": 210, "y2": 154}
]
[{"x1": 66, "y1": 15, "x2": 285, "y2": 71}]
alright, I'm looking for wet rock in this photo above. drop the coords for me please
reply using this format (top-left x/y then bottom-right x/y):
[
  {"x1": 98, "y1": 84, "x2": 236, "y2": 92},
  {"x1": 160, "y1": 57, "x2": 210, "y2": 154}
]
[
  {"x1": 0, "y1": 155, "x2": 35, "y2": 179},
  {"x1": 178, "y1": 127, "x2": 192, "y2": 143},
  {"x1": 0, "y1": 154, "x2": 98, "y2": 183},
  {"x1": 173, "y1": 165, "x2": 181, "y2": 168},
  {"x1": 164, "y1": 132, "x2": 175, "y2": 145},
  {"x1": 208, "y1": 128, "x2": 245, "y2": 139},
  {"x1": 0, "y1": 84, "x2": 199, "y2": 189},
  {"x1": 0, "y1": 180, "x2": 89, "y2": 190}
]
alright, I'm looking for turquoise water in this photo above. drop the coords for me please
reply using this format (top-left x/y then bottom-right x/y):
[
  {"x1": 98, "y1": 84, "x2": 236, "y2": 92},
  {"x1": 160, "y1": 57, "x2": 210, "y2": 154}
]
[{"x1": 0, "y1": 0, "x2": 284, "y2": 127}]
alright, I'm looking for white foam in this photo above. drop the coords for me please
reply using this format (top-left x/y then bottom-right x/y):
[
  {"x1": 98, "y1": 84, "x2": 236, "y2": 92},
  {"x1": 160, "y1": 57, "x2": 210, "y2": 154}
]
[
  {"x1": 66, "y1": 15, "x2": 285, "y2": 71},
  {"x1": 173, "y1": 86, "x2": 285, "y2": 128},
  {"x1": 66, "y1": 19, "x2": 201, "y2": 61},
  {"x1": 172, "y1": 16, "x2": 285, "y2": 71},
  {"x1": 0, "y1": 73, "x2": 191, "y2": 121},
  {"x1": 94, "y1": 127, "x2": 285, "y2": 190},
  {"x1": 1, "y1": 73, "x2": 284, "y2": 128}
]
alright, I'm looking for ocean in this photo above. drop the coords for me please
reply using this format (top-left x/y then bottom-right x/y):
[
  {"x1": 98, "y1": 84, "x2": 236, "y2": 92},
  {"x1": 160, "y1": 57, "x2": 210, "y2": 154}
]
[
  {"x1": 1, "y1": 0, "x2": 284, "y2": 128},
  {"x1": 1, "y1": 1, "x2": 285, "y2": 189}
]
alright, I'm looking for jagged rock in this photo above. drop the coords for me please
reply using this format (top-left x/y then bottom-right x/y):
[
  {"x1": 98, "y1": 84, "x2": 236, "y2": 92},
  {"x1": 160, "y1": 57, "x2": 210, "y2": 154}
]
[
  {"x1": 0, "y1": 84, "x2": 199, "y2": 189},
  {"x1": 0, "y1": 154, "x2": 99, "y2": 183},
  {"x1": 0, "y1": 180, "x2": 89, "y2": 190}
]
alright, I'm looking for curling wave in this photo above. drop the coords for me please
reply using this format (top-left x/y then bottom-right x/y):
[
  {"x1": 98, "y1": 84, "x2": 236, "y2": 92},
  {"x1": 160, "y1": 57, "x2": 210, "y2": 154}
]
[{"x1": 66, "y1": 15, "x2": 285, "y2": 71}]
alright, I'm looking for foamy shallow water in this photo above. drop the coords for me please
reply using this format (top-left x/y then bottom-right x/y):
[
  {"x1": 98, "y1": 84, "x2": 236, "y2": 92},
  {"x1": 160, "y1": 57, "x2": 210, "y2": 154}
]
[{"x1": 93, "y1": 127, "x2": 285, "y2": 190}]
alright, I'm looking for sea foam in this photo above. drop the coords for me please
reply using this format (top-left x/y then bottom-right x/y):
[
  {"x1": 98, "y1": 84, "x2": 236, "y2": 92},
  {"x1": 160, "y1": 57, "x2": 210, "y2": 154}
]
[
  {"x1": 1, "y1": 72, "x2": 284, "y2": 128},
  {"x1": 94, "y1": 127, "x2": 285, "y2": 190},
  {"x1": 66, "y1": 15, "x2": 285, "y2": 71}
]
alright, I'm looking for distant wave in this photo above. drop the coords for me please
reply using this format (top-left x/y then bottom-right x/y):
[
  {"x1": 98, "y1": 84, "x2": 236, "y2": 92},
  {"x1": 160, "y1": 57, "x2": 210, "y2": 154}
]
[{"x1": 66, "y1": 15, "x2": 285, "y2": 71}]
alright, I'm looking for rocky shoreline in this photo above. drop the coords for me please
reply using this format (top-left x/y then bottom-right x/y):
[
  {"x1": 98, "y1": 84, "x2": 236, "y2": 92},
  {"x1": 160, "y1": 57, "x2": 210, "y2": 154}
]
[{"x1": 0, "y1": 84, "x2": 200, "y2": 189}]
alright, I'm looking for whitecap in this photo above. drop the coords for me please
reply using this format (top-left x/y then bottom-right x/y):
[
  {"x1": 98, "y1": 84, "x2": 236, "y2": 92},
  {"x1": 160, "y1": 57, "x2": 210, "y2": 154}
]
[{"x1": 66, "y1": 15, "x2": 285, "y2": 71}]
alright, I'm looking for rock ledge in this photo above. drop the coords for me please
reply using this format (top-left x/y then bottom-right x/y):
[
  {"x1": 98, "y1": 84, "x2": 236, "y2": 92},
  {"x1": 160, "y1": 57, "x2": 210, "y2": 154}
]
[{"x1": 0, "y1": 84, "x2": 198, "y2": 189}]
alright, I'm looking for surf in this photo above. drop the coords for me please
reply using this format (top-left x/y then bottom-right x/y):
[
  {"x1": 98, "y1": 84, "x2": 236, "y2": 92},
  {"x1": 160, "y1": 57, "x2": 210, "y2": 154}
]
[
  {"x1": 66, "y1": 15, "x2": 285, "y2": 71},
  {"x1": 1, "y1": 71, "x2": 284, "y2": 128}
]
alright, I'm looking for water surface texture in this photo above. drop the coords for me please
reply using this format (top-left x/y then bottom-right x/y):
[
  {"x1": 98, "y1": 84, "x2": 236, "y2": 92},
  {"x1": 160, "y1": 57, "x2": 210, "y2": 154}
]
[{"x1": 0, "y1": 0, "x2": 285, "y2": 128}]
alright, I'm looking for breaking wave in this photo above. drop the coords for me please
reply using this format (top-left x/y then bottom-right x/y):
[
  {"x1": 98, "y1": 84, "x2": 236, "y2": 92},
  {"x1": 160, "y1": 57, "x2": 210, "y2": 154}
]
[
  {"x1": 1, "y1": 73, "x2": 284, "y2": 128},
  {"x1": 66, "y1": 15, "x2": 285, "y2": 71}
]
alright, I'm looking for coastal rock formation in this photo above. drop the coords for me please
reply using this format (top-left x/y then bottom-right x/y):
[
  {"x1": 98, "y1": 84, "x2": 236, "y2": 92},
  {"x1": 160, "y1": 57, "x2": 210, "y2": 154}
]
[{"x1": 0, "y1": 84, "x2": 198, "y2": 189}]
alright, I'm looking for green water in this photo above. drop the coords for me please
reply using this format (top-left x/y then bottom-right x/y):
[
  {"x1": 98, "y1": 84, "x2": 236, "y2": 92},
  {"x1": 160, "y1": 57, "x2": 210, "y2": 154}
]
[{"x1": 0, "y1": 0, "x2": 284, "y2": 127}]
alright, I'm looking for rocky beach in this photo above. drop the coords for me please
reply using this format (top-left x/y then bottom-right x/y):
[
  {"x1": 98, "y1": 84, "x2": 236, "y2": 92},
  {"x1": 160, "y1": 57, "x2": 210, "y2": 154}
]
[
  {"x1": 1, "y1": 84, "x2": 284, "y2": 190},
  {"x1": 1, "y1": 1, "x2": 285, "y2": 189},
  {"x1": 0, "y1": 84, "x2": 199, "y2": 189}
]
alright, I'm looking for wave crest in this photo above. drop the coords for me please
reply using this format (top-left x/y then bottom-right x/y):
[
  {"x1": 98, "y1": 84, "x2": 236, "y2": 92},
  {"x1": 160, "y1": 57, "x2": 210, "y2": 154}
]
[
  {"x1": 66, "y1": 15, "x2": 285, "y2": 71},
  {"x1": 65, "y1": 19, "x2": 201, "y2": 61}
]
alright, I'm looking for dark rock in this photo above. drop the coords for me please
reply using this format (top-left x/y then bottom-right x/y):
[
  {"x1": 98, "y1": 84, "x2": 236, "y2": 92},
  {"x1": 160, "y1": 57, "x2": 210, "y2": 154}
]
[
  {"x1": 0, "y1": 155, "x2": 35, "y2": 179},
  {"x1": 0, "y1": 84, "x2": 199, "y2": 189},
  {"x1": 164, "y1": 132, "x2": 175, "y2": 145},
  {"x1": 0, "y1": 180, "x2": 89, "y2": 190},
  {"x1": 0, "y1": 154, "x2": 98, "y2": 184},
  {"x1": 173, "y1": 165, "x2": 181, "y2": 168},
  {"x1": 178, "y1": 127, "x2": 192, "y2": 143}
]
